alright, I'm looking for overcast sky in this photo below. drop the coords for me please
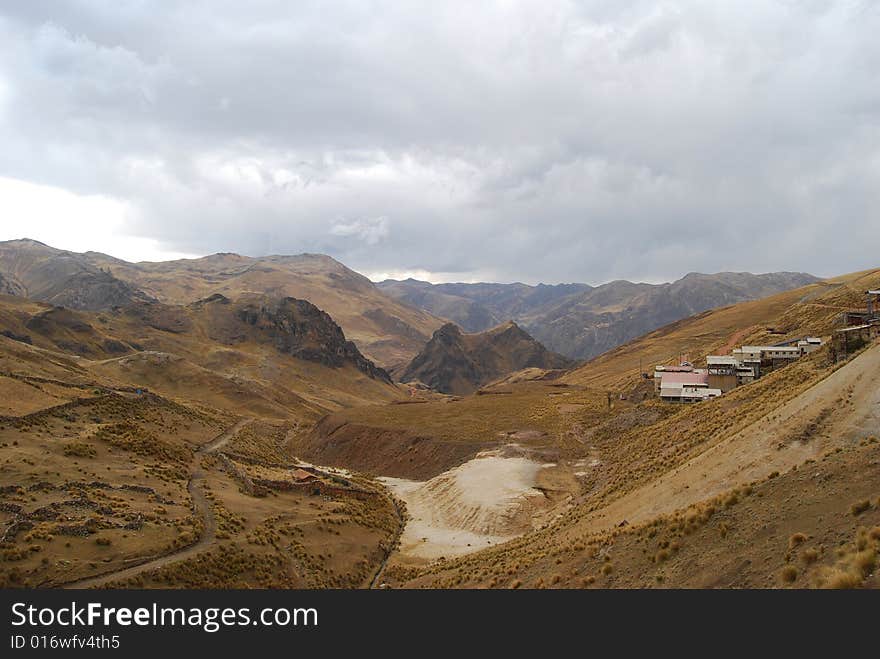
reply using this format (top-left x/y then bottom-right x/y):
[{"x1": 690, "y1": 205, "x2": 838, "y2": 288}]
[{"x1": 0, "y1": 1, "x2": 878, "y2": 284}]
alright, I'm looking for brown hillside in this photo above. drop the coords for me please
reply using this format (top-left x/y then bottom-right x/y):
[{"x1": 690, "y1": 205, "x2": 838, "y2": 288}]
[{"x1": 83, "y1": 250, "x2": 443, "y2": 369}]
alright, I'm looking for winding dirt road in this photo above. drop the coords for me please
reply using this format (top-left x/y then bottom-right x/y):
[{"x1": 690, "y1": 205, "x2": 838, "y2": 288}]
[
  {"x1": 200, "y1": 417, "x2": 253, "y2": 453},
  {"x1": 61, "y1": 418, "x2": 253, "y2": 589}
]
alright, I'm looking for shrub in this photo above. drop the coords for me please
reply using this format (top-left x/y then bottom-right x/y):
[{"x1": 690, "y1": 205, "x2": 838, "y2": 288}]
[
  {"x1": 800, "y1": 548, "x2": 819, "y2": 565},
  {"x1": 780, "y1": 565, "x2": 798, "y2": 583},
  {"x1": 819, "y1": 568, "x2": 861, "y2": 589},
  {"x1": 63, "y1": 442, "x2": 97, "y2": 458},
  {"x1": 850, "y1": 500, "x2": 871, "y2": 516},
  {"x1": 788, "y1": 533, "x2": 808, "y2": 549},
  {"x1": 851, "y1": 549, "x2": 876, "y2": 577}
]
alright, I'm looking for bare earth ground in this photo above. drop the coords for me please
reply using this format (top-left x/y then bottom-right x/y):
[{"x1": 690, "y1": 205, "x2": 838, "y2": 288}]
[{"x1": 380, "y1": 447, "x2": 576, "y2": 561}]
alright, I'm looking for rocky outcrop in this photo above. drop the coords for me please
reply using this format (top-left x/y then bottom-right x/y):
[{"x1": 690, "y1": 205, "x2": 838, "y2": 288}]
[
  {"x1": 200, "y1": 294, "x2": 392, "y2": 382},
  {"x1": 0, "y1": 273, "x2": 25, "y2": 297},
  {"x1": 401, "y1": 321, "x2": 573, "y2": 395}
]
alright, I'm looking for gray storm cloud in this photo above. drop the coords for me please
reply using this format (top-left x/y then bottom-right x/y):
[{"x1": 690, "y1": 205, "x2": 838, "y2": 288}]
[{"x1": 0, "y1": 1, "x2": 878, "y2": 283}]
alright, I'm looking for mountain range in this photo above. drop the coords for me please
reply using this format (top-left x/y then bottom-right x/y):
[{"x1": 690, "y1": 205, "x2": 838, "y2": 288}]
[
  {"x1": 378, "y1": 272, "x2": 819, "y2": 360},
  {"x1": 0, "y1": 238, "x2": 442, "y2": 371}
]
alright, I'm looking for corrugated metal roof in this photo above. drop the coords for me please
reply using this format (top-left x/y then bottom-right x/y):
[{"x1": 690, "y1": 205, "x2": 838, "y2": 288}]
[
  {"x1": 660, "y1": 372, "x2": 709, "y2": 386},
  {"x1": 707, "y1": 356, "x2": 738, "y2": 364},
  {"x1": 836, "y1": 324, "x2": 873, "y2": 332},
  {"x1": 740, "y1": 345, "x2": 799, "y2": 352}
]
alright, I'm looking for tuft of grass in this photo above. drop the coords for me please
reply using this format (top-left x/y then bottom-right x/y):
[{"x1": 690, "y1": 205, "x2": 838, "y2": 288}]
[
  {"x1": 851, "y1": 549, "x2": 876, "y2": 578},
  {"x1": 850, "y1": 500, "x2": 871, "y2": 516},
  {"x1": 818, "y1": 568, "x2": 862, "y2": 589},
  {"x1": 800, "y1": 548, "x2": 819, "y2": 565},
  {"x1": 780, "y1": 565, "x2": 798, "y2": 584},
  {"x1": 788, "y1": 532, "x2": 808, "y2": 549}
]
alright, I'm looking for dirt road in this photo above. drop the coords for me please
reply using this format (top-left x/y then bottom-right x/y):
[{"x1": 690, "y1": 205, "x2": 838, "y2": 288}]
[
  {"x1": 63, "y1": 466, "x2": 217, "y2": 589},
  {"x1": 367, "y1": 496, "x2": 406, "y2": 589},
  {"x1": 200, "y1": 417, "x2": 253, "y2": 453},
  {"x1": 61, "y1": 418, "x2": 252, "y2": 589},
  {"x1": 581, "y1": 341, "x2": 880, "y2": 534}
]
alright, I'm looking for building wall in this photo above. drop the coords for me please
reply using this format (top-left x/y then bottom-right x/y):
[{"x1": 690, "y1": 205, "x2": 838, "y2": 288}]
[{"x1": 708, "y1": 373, "x2": 738, "y2": 393}]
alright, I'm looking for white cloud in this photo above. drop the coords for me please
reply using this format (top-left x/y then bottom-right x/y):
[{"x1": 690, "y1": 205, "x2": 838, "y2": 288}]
[
  {"x1": 329, "y1": 217, "x2": 390, "y2": 245},
  {"x1": 363, "y1": 268, "x2": 498, "y2": 284}
]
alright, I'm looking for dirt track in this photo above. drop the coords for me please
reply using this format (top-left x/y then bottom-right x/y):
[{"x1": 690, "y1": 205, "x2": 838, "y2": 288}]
[
  {"x1": 582, "y1": 341, "x2": 880, "y2": 533},
  {"x1": 200, "y1": 417, "x2": 253, "y2": 452},
  {"x1": 63, "y1": 466, "x2": 217, "y2": 589},
  {"x1": 61, "y1": 418, "x2": 252, "y2": 589}
]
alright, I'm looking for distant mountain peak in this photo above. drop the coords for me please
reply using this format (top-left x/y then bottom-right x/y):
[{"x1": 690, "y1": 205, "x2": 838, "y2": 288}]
[{"x1": 402, "y1": 321, "x2": 572, "y2": 395}]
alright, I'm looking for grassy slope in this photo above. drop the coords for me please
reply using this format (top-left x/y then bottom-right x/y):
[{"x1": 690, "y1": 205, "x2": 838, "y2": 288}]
[
  {"x1": 391, "y1": 440, "x2": 880, "y2": 589},
  {"x1": 0, "y1": 291, "x2": 406, "y2": 588}
]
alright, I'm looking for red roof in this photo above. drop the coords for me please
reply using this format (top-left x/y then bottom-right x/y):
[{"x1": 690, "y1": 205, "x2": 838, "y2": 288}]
[{"x1": 660, "y1": 372, "x2": 708, "y2": 386}]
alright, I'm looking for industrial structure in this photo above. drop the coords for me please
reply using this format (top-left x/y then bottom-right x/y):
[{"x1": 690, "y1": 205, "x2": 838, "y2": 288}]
[
  {"x1": 833, "y1": 290, "x2": 880, "y2": 361},
  {"x1": 655, "y1": 337, "x2": 822, "y2": 404}
]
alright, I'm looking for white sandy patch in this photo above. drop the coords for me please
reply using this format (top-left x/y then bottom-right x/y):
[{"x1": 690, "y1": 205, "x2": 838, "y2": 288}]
[{"x1": 380, "y1": 451, "x2": 551, "y2": 560}]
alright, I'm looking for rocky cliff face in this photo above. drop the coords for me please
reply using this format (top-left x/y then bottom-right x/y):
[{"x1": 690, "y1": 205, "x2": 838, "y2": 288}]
[
  {"x1": 199, "y1": 294, "x2": 392, "y2": 383},
  {"x1": 0, "y1": 273, "x2": 25, "y2": 297},
  {"x1": 401, "y1": 321, "x2": 572, "y2": 395}
]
